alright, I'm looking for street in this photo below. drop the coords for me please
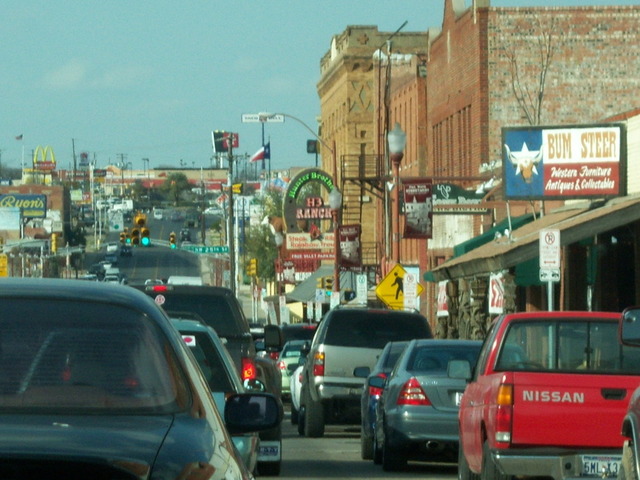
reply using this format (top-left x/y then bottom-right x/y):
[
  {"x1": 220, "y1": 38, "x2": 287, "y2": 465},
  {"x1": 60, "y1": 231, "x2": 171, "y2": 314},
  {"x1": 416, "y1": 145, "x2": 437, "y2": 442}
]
[{"x1": 267, "y1": 403, "x2": 458, "y2": 480}]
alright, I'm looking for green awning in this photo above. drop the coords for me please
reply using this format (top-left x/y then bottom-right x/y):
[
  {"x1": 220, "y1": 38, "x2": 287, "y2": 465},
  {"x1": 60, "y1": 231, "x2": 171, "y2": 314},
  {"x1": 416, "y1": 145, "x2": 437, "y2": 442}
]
[{"x1": 452, "y1": 215, "x2": 534, "y2": 257}]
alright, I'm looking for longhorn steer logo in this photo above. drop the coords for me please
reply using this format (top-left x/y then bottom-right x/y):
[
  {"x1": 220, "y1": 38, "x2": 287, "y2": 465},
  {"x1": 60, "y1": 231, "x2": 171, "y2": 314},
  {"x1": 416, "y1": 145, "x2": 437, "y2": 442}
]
[{"x1": 505, "y1": 142, "x2": 543, "y2": 184}]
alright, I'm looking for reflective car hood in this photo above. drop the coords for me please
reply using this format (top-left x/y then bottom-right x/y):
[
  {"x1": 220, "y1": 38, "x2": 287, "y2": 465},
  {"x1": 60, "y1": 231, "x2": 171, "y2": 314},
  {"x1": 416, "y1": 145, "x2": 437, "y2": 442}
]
[{"x1": 0, "y1": 414, "x2": 173, "y2": 471}]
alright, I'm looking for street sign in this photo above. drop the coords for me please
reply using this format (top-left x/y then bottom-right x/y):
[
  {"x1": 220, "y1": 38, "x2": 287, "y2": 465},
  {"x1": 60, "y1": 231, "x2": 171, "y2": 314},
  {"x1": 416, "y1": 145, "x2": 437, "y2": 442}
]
[
  {"x1": 182, "y1": 245, "x2": 229, "y2": 254},
  {"x1": 356, "y1": 273, "x2": 367, "y2": 304},
  {"x1": 539, "y1": 268, "x2": 560, "y2": 282},
  {"x1": 241, "y1": 113, "x2": 285, "y2": 123},
  {"x1": 539, "y1": 229, "x2": 561, "y2": 269},
  {"x1": 376, "y1": 264, "x2": 424, "y2": 310}
]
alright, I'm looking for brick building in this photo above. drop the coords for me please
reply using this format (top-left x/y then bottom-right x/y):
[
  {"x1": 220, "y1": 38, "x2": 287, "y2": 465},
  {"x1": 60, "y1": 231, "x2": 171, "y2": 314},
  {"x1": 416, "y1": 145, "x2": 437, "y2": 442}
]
[{"x1": 318, "y1": 1, "x2": 640, "y2": 329}]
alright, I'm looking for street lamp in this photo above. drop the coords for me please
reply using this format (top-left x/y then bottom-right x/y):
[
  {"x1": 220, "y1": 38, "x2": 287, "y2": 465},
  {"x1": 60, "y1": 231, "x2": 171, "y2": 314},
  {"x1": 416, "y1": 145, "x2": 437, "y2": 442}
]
[
  {"x1": 329, "y1": 187, "x2": 343, "y2": 298},
  {"x1": 388, "y1": 123, "x2": 406, "y2": 263}
]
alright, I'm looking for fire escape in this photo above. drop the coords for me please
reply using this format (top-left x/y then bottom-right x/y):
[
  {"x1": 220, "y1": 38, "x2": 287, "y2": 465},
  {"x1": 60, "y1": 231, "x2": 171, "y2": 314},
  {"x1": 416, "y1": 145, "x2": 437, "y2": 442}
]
[{"x1": 340, "y1": 152, "x2": 386, "y2": 276}]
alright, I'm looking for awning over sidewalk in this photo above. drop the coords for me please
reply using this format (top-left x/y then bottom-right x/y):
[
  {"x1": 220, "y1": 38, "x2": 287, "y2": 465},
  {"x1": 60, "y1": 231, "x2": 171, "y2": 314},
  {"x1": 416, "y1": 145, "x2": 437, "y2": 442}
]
[
  {"x1": 264, "y1": 265, "x2": 357, "y2": 304},
  {"x1": 426, "y1": 194, "x2": 640, "y2": 282}
]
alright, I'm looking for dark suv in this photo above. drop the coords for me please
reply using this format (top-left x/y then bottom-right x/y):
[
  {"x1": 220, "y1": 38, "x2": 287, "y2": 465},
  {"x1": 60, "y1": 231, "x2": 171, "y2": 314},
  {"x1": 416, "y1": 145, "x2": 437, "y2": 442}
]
[
  {"x1": 299, "y1": 307, "x2": 432, "y2": 437},
  {"x1": 136, "y1": 284, "x2": 260, "y2": 384}
]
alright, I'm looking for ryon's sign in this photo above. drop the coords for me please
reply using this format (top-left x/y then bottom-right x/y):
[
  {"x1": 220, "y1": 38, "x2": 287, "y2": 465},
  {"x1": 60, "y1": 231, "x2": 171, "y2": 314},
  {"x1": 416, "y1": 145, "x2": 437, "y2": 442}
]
[{"x1": 502, "y1": 124, "x2": 626, "y2": 200}]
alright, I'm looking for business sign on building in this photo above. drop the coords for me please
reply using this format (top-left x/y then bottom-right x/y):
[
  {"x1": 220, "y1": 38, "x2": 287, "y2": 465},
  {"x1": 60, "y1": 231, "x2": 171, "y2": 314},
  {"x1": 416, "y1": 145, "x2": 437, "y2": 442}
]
[
  {"x1": 337, "y1": 224, "x2": 361, "y2": 271},
  {"x1": 403, "y1": 178, "x2": 433, "y2": 239},
  {"x1": 502, "y1": 124, "x2": 626, "y2": 200},
  {"x1": 0, "y1": 194, "x2": 46, "y2": 218},
  {"x1": 32, "y1": 146, "x2": 56, "y2": 171}
]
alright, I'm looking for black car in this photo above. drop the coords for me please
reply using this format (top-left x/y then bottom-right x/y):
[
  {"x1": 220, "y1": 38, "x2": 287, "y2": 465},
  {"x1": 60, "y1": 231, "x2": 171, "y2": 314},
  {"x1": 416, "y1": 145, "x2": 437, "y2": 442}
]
[
  {"x1": 120, "y1": 244, "x2": 133, "y2": 257},
  {"x1": 180, "y1": 228, "x2": 191, "y2": 242},
  {"x1": 0, "y1": 277, "x2": 282, "y2": 479}
]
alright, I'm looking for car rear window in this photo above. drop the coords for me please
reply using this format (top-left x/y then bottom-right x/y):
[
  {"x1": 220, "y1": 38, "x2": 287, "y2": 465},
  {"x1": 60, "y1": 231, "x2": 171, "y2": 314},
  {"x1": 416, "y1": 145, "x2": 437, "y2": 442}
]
[
  {"x1": 153, "y1": 293, "x2": 243, "y2": 337},
  {"x1": 0, "y1": 298, "x2": 188, "y2": 413},
  {"x1": 497, "y1": 319, "x2": 640, "y2": 374},
  {"x1": 324, "y1": 311, "x2": 431, "y2": 348},
  {"x1": 407, "y1": 344, "x2": 482, "y2": 373}
]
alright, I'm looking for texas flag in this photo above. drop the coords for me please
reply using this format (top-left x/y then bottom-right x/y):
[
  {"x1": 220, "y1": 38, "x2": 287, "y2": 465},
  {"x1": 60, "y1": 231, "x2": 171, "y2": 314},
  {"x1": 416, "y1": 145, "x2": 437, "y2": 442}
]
[{"x1": 250, "y1": 142, "x2": 270, "y2": 164}]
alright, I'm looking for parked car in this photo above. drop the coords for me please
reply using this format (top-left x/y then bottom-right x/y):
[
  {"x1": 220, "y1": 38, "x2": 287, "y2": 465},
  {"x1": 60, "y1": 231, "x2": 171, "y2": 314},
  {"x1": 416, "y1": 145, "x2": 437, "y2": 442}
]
[
  {"x1": 277, "y1": 340, "x2": 309, "y2": 399},
  {"x1": 105, "y1": 241, "x2": 118, "y2": 253},
  {"x1": 297, "y1": 307, "x2": 433, "y2": 437},
  {"x1": 172, "y1": 318, "x2": 262, "y2": 475},
  {"x1": 136, "y1": 283, "x2": 284, "y2": 476},
  {"x1": 372, "y1": 339, "x2": 482, "y2": 471},
  {"x1": 354, "y1": 340, "x2": 410, "y2": 460},
  {"x1": 0, "y1": 277, "x2": 282, "y2": 479}
]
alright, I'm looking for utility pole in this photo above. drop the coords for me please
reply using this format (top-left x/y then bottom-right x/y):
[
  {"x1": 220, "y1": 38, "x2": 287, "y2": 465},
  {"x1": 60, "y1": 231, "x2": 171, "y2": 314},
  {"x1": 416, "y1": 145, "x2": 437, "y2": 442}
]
[{"x1": 227, "y1": 137, "x2": 236, "y2": 295}]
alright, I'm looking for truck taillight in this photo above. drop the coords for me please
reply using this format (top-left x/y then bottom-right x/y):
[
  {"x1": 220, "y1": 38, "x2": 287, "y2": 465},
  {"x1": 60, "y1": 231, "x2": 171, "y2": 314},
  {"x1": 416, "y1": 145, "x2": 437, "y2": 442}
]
[
  {"x1": 242, "y1": 357, "x2": 257, "y2": 381},
  {"x1": 397, "y1": 377, "x2": 431, "y2": 406},
  {"x1": 495, "y1": 383, "x2": 513, "y2": 445},
  {"x1": 312, "y1": 351, "x2": 325, "y2": 377}
]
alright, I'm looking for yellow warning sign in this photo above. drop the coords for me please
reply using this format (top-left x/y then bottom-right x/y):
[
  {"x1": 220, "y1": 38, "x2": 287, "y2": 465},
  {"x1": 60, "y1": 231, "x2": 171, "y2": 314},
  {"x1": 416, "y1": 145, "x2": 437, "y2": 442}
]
[{"x1": 375, "y1": 264, "x2": 423, "y2": 310}]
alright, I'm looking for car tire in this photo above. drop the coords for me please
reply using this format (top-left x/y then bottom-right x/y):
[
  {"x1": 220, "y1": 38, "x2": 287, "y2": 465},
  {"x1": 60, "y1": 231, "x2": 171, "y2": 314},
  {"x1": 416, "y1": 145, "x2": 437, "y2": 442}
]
[
  {"x1": 481, "y1": 440, "x2": 510, "y2": 480},
  {"x1": 297, "y1": 405, "x2": 306, "y2": 436},
  {"x1": 361, "y1": 426, "x2": 374, "y2": 460},
  {"x1": 257, "y1": 460, "x2": 281, "y2": 476},
  {"x1": 620, "y1": 441, "x2": 639, "y2": 480},
  {"x1": 373, "y1": 429, "x2": 382, "y2": 465},
  {"x1": 304, "y1": 390, "x2": 325, "y2": 438},
  {"x1": 291, "y1": 404, "x2": 299, "y2": 425},
  {"x1": 458, "y1": 443, "x2": 473, "y2": 480},
  {"x1": 382, "y1": 431, "x2": 406, "y2": 472}
]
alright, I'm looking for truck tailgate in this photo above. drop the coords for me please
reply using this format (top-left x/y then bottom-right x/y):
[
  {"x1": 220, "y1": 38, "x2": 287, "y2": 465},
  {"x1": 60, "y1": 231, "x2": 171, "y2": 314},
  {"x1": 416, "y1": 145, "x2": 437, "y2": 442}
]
[
  {"x1": 511, "y1": 371, "x2": 636, "y2": 447},
  {"x1": 322, "y1": 345, "x2": 380, "y2": 387}
]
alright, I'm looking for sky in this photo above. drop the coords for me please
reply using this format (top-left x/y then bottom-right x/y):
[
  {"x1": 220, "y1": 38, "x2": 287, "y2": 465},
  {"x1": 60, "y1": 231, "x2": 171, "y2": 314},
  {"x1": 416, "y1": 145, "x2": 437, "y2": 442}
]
[{"x1": 1, "y1": 0, "x2": 637, "y2": 174}]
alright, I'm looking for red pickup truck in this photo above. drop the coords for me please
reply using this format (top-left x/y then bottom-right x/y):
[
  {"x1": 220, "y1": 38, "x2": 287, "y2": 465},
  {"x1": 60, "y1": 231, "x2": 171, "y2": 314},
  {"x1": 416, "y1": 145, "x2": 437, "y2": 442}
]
[{"x1": 457, "y1": 311, "x2": 640, "y2": 480}]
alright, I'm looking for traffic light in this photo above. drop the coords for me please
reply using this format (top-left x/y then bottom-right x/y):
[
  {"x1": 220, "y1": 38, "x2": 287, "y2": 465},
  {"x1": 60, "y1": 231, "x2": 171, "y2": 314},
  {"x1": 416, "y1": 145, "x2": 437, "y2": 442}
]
[
  {"x1": 169, "y1": 232, "x2": 177, "y2": 249},
  {"x1": 323, "y1": 276, "x2": 334, "y2": 291},
  {"x1": 316, "y1": 277, "x2": 324, "y2": 289},
  {"x1": 130, "y1": 228, "x2": 140, "y2": 246},
  {"x1": 141, "y1": 227, "x2": 150, "y2": 246},
  {"x1": 246, "y1": 258, "x2": 257, "y2": 276},
  {"x1": 51, "y1": 233, "x2": 58, "y2": 253},
  {"x1": 119, "y1": 232, "x2": 126, "y2": 244}
]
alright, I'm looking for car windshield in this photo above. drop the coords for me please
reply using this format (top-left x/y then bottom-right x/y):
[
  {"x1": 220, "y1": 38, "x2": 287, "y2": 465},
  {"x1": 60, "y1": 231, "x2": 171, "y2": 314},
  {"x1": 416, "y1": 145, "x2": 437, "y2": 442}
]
[
  {"x1": 159, "y1": 294, "x2": 242, "y2": 337},
  {"x1": 0, "y1": 298, "x2": 188, "y2": 414}
]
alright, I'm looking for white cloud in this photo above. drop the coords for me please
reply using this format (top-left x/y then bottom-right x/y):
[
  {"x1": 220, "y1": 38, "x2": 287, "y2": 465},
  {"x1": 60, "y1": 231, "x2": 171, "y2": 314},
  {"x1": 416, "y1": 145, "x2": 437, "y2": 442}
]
[
  {"x1": 43, "y1": 60, "x2": 152, "y2": 90},
  {"x1": 44, "y1": 59, "x2": 88, "y2": 89}
]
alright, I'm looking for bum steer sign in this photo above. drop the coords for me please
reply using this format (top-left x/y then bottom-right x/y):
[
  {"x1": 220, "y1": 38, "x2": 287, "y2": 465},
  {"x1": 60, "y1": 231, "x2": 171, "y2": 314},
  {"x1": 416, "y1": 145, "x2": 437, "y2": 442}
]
[{"x1": 502, "y1": 124, "x2": 626, "y2": 200}]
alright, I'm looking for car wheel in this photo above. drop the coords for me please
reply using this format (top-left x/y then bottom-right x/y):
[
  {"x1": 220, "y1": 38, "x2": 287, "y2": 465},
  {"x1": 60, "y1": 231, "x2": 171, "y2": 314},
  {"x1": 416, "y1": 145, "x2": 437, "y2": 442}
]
[
  {"x1": 382, "y1": 429, "x2": 406, "y2": 471},
  {"x1": 620, "y1": 441, "x2": 639, "y2": 480},
  {"x1": 297, "y1": 405, "x2": 306, "y2": 436},
  {"x1": 291, "y1": 404, "x2": 299, "y2": 425},
  {"x1": 304, "y1": 390, "x2": 325, "y2": 438},
  {"x1": 373, "y1": 429, "x2": 382, "y2": 465},
  {"x1": 257, "y1": 460, "x2": 281, "y2": 476},
  {"x1": 361, "y1": 426, "x2": 374, "y2": 460},
  {"x1": 458, "y1": 443, "x2": 473, "y2": 480},
  {"x1": 481, "y1": 440, "x2": 511, "y2": 480}
]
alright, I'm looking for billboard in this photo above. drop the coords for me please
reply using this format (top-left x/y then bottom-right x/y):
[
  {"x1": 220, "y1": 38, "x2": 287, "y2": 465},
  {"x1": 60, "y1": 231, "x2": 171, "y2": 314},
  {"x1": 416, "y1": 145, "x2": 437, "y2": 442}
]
[{"x1": 502, "y1": 124, "x2": 626, "y2": 200}]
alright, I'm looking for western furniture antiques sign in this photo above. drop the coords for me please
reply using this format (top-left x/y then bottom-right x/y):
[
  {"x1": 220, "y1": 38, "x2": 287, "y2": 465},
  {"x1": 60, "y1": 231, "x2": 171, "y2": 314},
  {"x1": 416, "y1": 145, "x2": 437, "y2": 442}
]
[
  {"x1": 337, "y1": 224, "x2": 361, "y2": 271},
  {"x1": 403, "y1": 178, "x2": 433, "y2": 239}
]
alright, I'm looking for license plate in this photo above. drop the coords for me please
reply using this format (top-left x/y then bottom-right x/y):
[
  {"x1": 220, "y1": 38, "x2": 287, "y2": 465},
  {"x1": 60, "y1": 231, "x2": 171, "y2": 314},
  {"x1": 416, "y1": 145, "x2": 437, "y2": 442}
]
[
  {"x1": 581, "y1": 455, "x2": 621, "y2": 477},
  {"x1": 258, "y1": 441, "x2": 281, "y2": 461}
]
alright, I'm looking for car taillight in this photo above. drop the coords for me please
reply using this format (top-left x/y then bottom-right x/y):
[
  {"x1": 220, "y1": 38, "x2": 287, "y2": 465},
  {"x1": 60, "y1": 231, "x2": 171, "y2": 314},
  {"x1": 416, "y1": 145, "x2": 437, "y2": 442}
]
[
  {"x1": 369, "y1": 373, "x2": 387, "y2": 397},
  {"x1": 270, "y1": 351, "x2": 280, "y2": 361},
  {"x1": 241, "y1": 357, "x2": 257, "y2": 381},
  {"x1": 397, "y1": 377, "x2": 431, "y2": 406},
  {"x1": 312, "y1": 351, "x2": 325, "y2": 377},
  {"x1": 495, "y1": 383, "x2": 513, "y2": 446},
  {"x1": 277, "y1": 360, "x2": 286, "y2": 371}
]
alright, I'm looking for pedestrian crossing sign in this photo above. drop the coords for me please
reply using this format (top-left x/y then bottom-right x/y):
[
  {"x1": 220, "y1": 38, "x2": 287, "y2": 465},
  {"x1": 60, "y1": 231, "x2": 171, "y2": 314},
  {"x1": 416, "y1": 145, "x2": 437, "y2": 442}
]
[{"x1": 376, "y1": 264, "x2": 424, "y2": 310}]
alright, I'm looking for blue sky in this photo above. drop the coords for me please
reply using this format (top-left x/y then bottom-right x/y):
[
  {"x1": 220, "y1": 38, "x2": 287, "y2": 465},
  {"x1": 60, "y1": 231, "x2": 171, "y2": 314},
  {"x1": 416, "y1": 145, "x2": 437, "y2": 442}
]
[{"x1": 1, "y1": 0, "x2": 636, "y2": 173}]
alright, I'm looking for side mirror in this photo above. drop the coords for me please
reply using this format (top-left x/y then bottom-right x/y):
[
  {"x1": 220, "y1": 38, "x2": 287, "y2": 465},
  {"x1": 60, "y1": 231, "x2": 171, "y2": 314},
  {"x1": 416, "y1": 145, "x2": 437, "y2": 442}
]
[
  {"x1": 301, "y1": 340, "x2": 311, "y2": 356},
  {"x1": 225, "y1": 392, "x2": 283, "y2": 434},
  {"x1": 621, "y1": 307, "x2": 640, "y2": 346},
  {"x1": 448, "y1": 359, "x2": 472, "y2": 380}
]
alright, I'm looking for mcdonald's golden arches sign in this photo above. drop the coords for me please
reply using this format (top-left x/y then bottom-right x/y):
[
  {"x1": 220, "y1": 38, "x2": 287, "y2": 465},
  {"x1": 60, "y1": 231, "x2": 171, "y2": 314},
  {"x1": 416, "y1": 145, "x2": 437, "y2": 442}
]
[{"x1": 32, "y1": 146, "x2": 56, "y2": 171}]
